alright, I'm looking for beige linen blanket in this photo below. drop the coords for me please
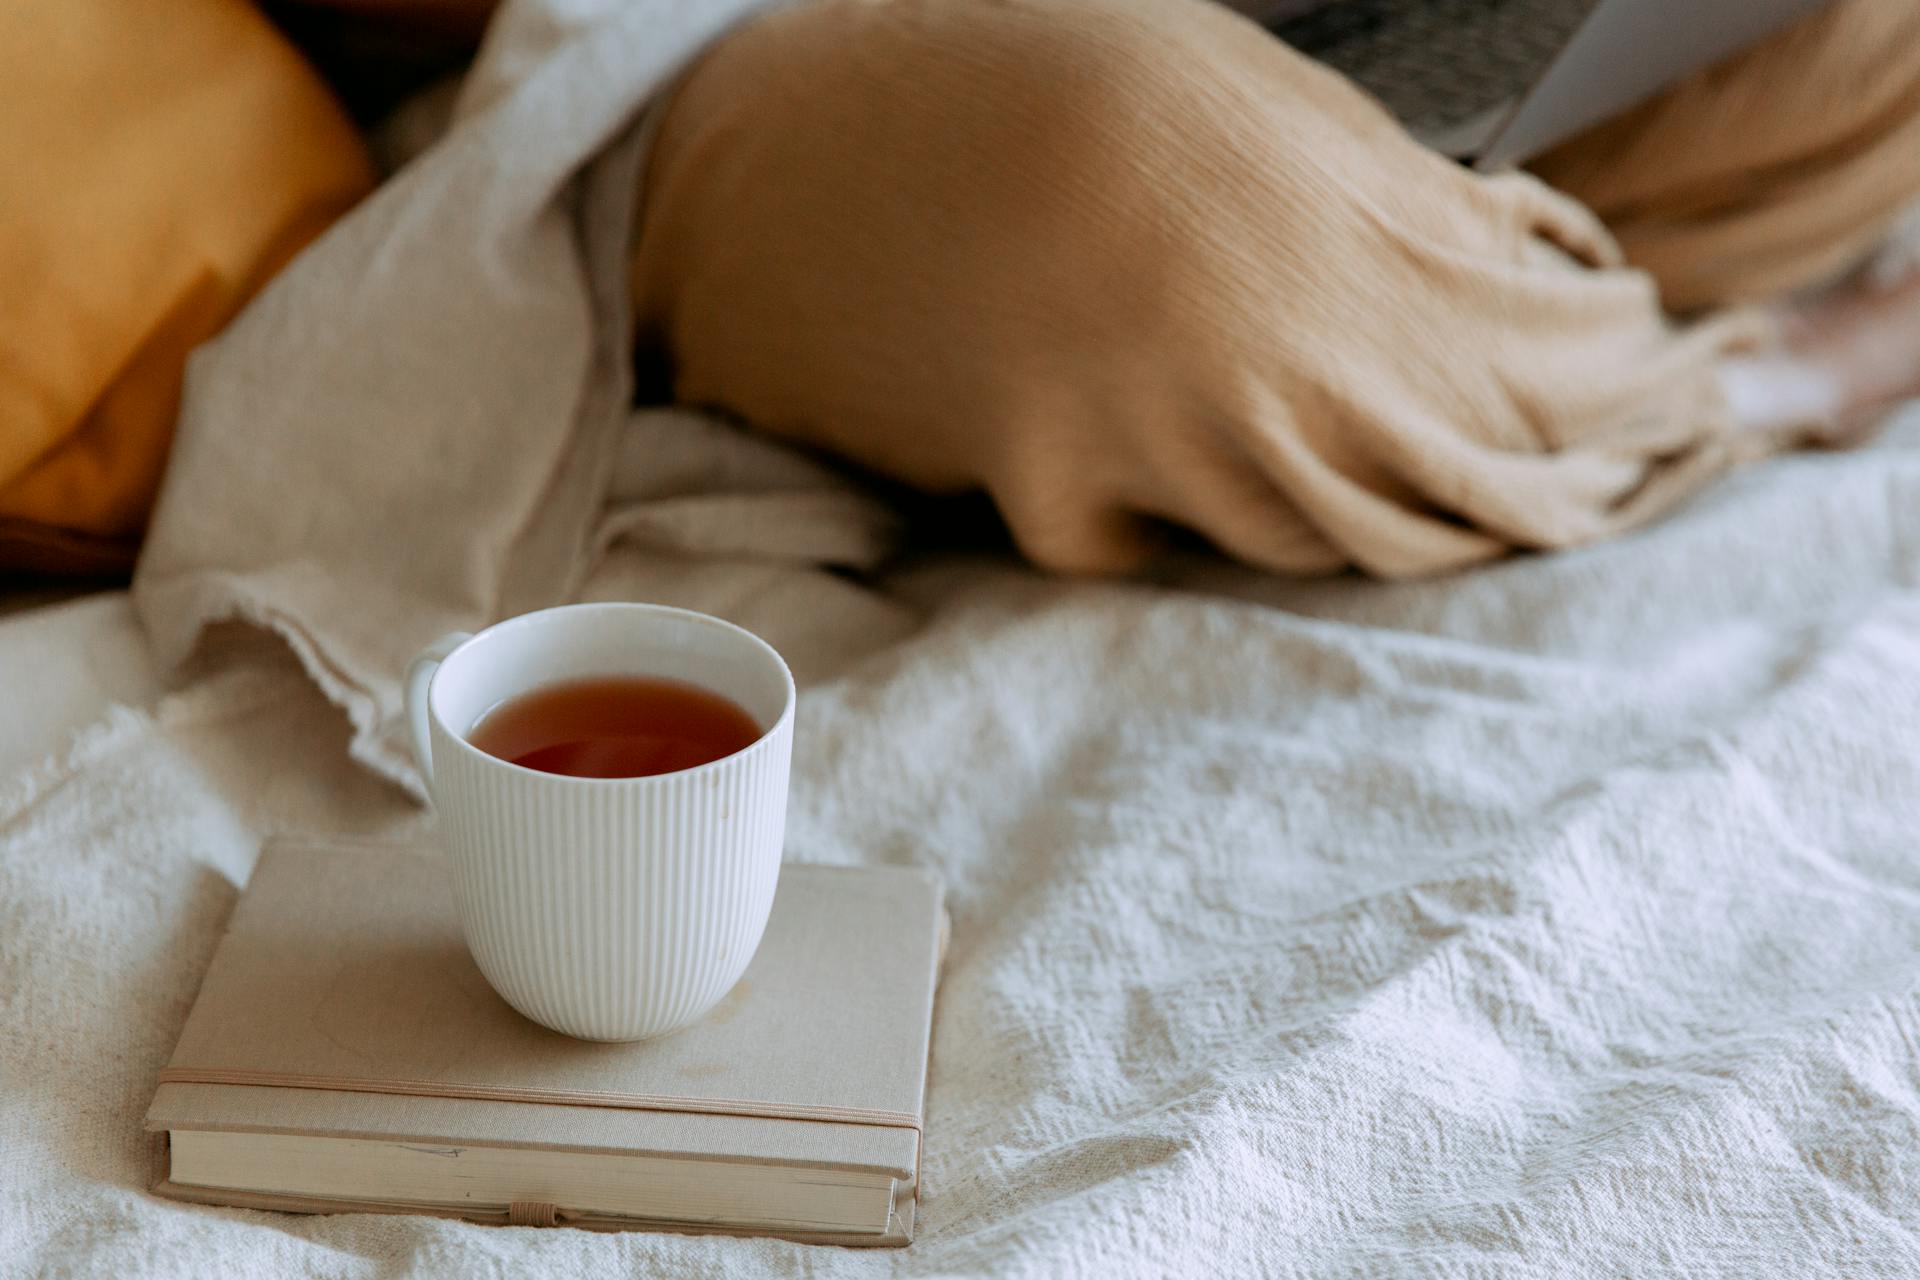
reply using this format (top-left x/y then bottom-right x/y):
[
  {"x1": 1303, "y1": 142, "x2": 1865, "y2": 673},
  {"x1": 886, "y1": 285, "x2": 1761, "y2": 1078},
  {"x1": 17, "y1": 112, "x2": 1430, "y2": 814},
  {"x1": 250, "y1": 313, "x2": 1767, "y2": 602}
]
[{"x1": 132, "y1": 0, "x2": 785, "y2": 796}]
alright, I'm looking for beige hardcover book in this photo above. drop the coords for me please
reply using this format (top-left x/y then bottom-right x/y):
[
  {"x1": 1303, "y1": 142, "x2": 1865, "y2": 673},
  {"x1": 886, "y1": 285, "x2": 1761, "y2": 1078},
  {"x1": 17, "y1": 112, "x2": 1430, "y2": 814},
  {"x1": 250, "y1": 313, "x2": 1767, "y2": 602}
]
[{"x1": 145, "y1": 837, "x2": 945, "y2": 1245}]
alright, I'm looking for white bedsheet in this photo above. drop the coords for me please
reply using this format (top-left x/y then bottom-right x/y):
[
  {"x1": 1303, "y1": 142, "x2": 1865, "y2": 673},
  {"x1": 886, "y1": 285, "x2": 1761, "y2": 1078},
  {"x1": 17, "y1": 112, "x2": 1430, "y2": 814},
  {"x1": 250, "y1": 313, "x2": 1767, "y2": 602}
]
[
  {"x1": 6, "y1": 409, "x2": 1920, "y2": 1277},
  {"x1": 0, "y1": 594, "x2": 159, "y2": 778}
]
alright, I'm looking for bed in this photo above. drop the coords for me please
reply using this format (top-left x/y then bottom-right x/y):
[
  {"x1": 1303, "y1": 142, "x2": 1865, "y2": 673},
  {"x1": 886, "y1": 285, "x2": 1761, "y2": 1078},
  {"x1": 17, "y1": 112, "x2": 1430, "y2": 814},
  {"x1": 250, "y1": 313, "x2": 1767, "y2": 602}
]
[
  {"x1": 10, "y1": 0, "x2": 1920, "y2": 1269},
  {"x1": 6, "y1": 403, "x2": 1920, "y2": 1276}
]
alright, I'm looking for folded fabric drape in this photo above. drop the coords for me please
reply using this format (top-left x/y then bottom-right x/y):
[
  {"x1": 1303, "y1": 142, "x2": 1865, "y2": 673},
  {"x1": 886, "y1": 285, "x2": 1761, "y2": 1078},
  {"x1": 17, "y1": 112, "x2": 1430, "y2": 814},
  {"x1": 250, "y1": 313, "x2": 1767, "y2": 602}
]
[{"x1": 634, "y1": 0, "x2": 1920, "y2": 580}]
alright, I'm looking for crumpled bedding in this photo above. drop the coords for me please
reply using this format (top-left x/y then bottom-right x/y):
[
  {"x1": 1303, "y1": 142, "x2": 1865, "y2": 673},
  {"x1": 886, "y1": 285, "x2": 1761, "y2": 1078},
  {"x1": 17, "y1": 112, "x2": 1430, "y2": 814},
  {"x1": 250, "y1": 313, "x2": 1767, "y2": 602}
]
[
  {"x1": 6, "y1": 406, "x2": 1920, "y2": 1277},
  {"x1": 13, "y1": 0, "x2": 1920, "y2": 1268}
]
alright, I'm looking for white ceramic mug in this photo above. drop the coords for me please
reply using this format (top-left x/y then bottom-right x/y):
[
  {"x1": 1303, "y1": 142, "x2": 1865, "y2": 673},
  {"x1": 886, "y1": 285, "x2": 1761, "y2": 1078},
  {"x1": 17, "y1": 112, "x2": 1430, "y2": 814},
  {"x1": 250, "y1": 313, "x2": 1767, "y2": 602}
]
[{"x1": 404, "y1": 603, "x2": 795, "y2": 1041}]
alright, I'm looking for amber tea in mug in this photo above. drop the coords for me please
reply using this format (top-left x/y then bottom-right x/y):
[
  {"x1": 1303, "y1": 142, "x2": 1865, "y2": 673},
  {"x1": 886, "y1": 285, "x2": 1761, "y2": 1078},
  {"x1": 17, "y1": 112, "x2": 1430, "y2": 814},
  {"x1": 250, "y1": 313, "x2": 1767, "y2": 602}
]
[
  {"x1": 405, "y1": 603, "x2": 796, "y2": 1040},
  {"x1": 467, "y1": 674, "x2": 763, "y2": 779}
]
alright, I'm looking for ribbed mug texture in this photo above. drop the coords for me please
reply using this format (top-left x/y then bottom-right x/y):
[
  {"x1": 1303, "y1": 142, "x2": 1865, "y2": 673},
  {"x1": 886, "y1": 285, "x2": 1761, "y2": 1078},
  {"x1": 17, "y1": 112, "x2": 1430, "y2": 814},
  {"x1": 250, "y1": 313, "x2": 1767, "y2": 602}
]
[{"x1": 414, "y1": 605, "x2": 794, "y2": 1041}]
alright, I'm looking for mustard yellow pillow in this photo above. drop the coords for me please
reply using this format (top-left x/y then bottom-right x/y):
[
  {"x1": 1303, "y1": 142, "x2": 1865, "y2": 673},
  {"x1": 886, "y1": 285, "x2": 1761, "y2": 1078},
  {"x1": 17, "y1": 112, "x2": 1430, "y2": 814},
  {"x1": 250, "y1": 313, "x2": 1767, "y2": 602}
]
[{"x1": 0, "y1": 0, "x2": 373, "y2": 568}]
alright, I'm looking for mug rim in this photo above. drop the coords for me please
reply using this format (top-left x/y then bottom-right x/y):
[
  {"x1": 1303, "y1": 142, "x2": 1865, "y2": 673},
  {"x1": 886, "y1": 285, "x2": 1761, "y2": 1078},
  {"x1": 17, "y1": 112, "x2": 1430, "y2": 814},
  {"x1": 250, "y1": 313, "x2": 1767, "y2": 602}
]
[{"x1": 427, "y1": 601, "x2": 796, "y2": 788}]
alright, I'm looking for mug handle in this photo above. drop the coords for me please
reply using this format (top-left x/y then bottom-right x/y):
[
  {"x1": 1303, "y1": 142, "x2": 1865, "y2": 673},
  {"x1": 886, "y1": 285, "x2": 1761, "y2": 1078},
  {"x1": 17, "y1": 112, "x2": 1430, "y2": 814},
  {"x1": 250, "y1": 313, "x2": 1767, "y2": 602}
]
[{"x1": 404, "y1": 632, "x2": 472, "y2": 792}]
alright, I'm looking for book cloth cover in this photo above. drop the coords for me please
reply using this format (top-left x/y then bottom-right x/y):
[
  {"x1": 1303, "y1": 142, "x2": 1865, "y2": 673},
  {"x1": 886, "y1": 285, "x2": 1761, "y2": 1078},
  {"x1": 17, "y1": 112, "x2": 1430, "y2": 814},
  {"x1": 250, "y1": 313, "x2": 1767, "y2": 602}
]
[{"x1": 146, "y1": 837, "x2": 944, "y2": 1243}]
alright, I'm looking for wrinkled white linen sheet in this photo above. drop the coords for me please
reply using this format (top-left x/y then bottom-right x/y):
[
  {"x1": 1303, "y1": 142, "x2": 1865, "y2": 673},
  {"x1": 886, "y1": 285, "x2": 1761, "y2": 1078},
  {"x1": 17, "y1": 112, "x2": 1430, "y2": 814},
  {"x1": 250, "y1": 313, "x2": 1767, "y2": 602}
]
[{"x1": 5, "y1": 406, "x2": 1920, "y2": 1278}]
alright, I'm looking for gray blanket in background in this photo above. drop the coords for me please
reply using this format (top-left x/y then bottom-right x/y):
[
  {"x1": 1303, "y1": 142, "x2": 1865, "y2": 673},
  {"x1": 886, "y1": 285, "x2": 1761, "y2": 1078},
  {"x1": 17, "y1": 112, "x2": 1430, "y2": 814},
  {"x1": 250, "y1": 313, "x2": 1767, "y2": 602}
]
[{"x1": 1221, "y1": 0, "x2": 1598, "y2": 132}]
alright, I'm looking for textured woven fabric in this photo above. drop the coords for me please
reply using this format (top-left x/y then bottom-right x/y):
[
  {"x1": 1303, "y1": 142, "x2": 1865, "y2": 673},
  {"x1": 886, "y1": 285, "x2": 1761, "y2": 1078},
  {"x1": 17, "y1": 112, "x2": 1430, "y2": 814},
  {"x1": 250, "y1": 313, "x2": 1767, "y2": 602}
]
[{"x1": 8, "y1": 405, "x2": 1920, "y2": 1277}]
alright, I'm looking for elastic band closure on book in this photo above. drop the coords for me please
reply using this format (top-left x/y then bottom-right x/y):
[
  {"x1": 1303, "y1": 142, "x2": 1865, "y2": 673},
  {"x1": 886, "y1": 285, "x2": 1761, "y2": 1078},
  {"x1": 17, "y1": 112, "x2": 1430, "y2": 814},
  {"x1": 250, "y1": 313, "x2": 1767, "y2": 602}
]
[
  {"x1": 155, "y1": 1066, "x2": 922, "y2": 1133},
  {"x1": 508, "y1": 1200, "x2": 562, "y2": 1228}
]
